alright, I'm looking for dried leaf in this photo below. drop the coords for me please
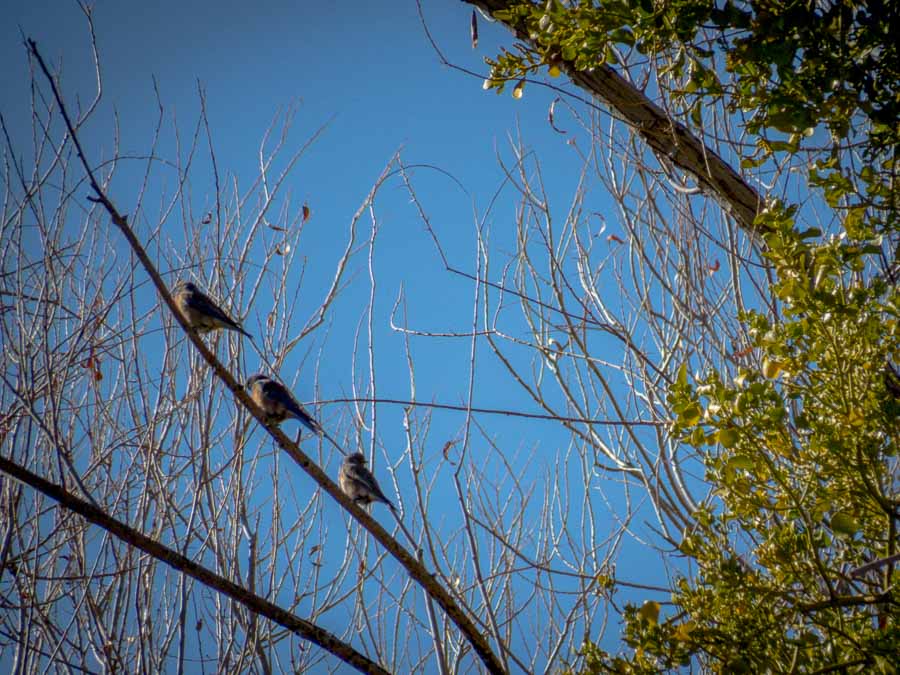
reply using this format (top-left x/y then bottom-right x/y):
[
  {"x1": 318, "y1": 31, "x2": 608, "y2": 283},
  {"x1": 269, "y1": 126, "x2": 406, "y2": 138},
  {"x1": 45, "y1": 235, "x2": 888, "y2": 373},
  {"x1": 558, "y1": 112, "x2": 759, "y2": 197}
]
[
  {"x1": 708, "y1": 259, "x2": 721, "y2": 273},
  {"x1": 548, "y1": 97, "x2": 566, "y2": 134},
  {"x1": 302, "y1": 203, "x2": 311, "y2": 222},
  {"x1": 442, "y1": 440, "x2": 457, "y2": 464},
  {"x1": 470, "y1": 9, "x2": 478, "y2": 49},
  {"x1": 607, "y1": 234, "x2": 624, "y2": 244}
]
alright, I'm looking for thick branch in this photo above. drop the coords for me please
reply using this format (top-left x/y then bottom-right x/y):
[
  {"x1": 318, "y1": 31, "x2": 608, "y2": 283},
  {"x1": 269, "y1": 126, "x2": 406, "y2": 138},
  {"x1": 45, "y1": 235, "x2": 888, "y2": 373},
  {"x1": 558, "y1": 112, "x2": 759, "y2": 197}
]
[
  {"x1": 0, "y1": 454, "x2": 389, "y2": 675},
  {"x1": 464, "y1": 0, "x2": 764, "y2": 237}
]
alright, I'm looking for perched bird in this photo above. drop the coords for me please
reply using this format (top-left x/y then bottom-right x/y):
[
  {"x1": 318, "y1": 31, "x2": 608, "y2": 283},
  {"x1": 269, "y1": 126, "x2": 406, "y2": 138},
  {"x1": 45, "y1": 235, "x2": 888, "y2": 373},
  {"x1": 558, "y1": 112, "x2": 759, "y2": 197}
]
[
  {"x1": 172, "y1": 280, "x2": 251, "y2": 338},
  {"x1": 339, "y1": 453, "x2": 395, "y2": 509},
  {"x1": 246, "y1": 373, "x2": 322, "y2": 435}
]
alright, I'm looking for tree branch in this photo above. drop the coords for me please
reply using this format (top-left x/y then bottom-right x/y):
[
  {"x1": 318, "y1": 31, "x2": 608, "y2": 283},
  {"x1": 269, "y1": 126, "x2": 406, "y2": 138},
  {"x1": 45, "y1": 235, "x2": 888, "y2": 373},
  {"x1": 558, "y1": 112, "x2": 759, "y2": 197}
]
[
  {"x1": 27, "y1": 37, "x2": 506, "y2": 675},
  {"x1": 0, "y1": 453, "x2": 389, "y2": 675},
  {"x1": 462, "y1": 0, "x2": 764, "y2": 237}
]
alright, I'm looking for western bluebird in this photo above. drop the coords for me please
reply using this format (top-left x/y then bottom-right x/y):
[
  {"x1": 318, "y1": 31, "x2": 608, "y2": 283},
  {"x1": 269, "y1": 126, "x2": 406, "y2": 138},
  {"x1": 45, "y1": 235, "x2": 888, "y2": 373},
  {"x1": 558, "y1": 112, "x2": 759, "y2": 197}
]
[
  {"x1": 172, "y1": 281, "x2": 252, "y2": 338},
  {"x1": 246, "y1": 373, "x2": 322, "y2": 435},
  {"x1": 339, "y1": 453, "x2": 395, "y2": 509}
]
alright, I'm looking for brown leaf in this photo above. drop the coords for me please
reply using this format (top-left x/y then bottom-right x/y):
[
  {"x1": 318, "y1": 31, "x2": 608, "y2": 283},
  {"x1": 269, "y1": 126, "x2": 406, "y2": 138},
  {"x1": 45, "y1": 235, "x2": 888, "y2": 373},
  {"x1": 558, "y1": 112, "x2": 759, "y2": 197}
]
[
  {"x1": 302, "y1": 203, "x2": 311, "y2": 223},
  {"x1": 607, "y1": 234, "x2": 624, "y2": 244},
  {"x1": 442, "y1": 440, "x2": 458, "y2": 464},
  {"x1": 548, "y1": 97, "x2": 567, "y2": 134},
  {"x1": 708, "y1": 259, "x2": 721, "y2": 273},
  {"x1": 470, "y1": 10, "x2": 478, "y2": 49}
]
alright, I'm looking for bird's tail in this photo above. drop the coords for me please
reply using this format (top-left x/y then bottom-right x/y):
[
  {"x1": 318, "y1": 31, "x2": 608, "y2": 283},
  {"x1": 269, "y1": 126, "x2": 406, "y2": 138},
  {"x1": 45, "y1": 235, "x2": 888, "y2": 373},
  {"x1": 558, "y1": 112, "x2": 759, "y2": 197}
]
[
  {"x1": 232, "y1": 324, "x2": 253, "y2": 339},
  {"x1": 300, "y1": 415, "x2": 323, "y2": 436}
]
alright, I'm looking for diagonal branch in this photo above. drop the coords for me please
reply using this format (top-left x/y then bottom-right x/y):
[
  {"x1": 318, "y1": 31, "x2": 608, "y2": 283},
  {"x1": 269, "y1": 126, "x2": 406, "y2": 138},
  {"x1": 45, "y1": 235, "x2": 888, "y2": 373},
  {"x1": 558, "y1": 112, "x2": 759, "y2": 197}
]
[
  {"x1": 0, "y1": 454, "x2": 389, "y2": 675},
  {"x1": 27, "y1": 38, "x2": 506, "y2": 675},
  {"x1": 461, "y1": 0, "x2": 764, "y2": 237}
]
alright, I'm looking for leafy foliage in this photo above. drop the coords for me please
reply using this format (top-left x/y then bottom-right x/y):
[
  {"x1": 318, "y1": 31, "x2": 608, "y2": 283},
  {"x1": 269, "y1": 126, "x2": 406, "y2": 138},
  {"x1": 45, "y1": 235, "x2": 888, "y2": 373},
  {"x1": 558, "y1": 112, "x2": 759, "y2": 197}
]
[
  {"x1": 483, "y1": 0, "x2": 900, "y2": 671},
  {"x1": 644, "y1": 207, "x2": 899, "y2": 672}
]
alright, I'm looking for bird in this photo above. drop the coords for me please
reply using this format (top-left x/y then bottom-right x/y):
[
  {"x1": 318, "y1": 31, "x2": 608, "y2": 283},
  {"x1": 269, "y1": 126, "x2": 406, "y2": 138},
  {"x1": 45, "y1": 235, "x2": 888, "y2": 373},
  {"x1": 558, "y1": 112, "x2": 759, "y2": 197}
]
[
  {"x1": 246, "y1": 373, "x2": 322, "y2": 435},
  {"x1": 339, "y1": 453, "x2": 395, "y2": 510},
  {"x1": 172, "y1": 280, "x2": 252, "y2": 338}
]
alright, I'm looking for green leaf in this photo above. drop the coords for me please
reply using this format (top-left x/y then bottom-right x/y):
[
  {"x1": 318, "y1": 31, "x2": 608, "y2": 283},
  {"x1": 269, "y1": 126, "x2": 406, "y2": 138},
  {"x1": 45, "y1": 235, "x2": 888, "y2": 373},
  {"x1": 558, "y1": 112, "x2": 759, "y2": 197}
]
[
  {"x1": 830, "y1": 512, "x2": 860, "y2": 537},
  {"x1": 690, "y1": 101, "x2": 702, "y2": 127},
  {"x1": 740, "y1": 156, "x2": 766, "y2": 169},
  {"x1": 797, "y1": 227, "x2": 822, "y2": 240},
  {"x1": 717, "y1": 428, "x2": 739, "y2": 448},
  {"x1": 726, "y1": 454, "x2": 754, "y2": 471},
  {"x1": 638, "y1": 600, "x2": 660, "y2": 625},
  {"x1": 681, "y1": 403, "x2": 702, "y2": 425},
  {"x1": 761, "y1": 358, "x2": 782, "y2": 379}
]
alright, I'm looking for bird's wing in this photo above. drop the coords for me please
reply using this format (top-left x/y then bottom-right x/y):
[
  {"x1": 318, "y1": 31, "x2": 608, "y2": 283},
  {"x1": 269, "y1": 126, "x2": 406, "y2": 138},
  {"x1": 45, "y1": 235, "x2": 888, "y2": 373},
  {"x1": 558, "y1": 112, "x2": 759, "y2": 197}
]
[
  {"x1": 185, "y1": 291, "x2": 249, "y2": 335},
  {"x1": 263, "y1": 381, "x2": 322, "y2": 434},
  {"x1": 353, "y1": 466, "x2": 393, "y2": 507}
]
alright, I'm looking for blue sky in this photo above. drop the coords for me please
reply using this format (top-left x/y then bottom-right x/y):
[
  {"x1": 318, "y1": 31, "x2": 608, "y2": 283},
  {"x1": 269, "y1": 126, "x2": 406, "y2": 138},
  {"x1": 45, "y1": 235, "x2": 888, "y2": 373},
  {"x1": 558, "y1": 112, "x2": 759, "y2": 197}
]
[{"x1": 2, "y1": 1, "x2": 675, "y2": 670}]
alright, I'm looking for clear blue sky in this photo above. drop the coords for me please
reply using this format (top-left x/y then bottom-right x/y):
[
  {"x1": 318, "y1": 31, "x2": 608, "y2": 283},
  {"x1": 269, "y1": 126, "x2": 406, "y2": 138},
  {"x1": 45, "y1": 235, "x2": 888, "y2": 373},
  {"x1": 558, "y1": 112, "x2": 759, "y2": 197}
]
[{"x1": 2, "y1": 0, "x2": 666, "y2": 668}]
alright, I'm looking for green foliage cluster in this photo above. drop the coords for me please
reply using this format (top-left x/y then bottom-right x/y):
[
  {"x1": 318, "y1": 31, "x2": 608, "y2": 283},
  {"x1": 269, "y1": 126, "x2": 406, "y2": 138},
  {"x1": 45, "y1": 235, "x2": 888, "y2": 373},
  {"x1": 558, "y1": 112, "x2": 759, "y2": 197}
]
[
  {"x1": 482, "y1": 0, "x2": 900, "y2": 671},
  {"x1": 639, "y1": 211, "x2": 899, "y2": 673},
  {"x1": 577, "y1": 216, "x2": 900, "y2": 671}
]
